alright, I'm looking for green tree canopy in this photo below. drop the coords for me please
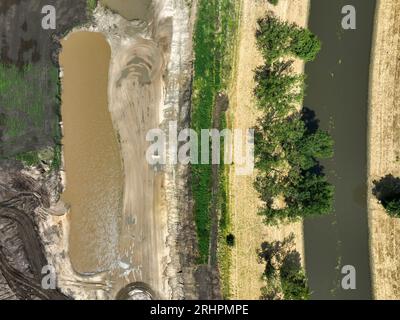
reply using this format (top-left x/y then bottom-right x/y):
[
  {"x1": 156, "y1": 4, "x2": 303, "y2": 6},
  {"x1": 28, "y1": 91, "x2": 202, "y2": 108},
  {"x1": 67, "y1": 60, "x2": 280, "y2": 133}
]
[
  {"x1": 254, "y1": 61, "x2": 305, "y2": 118},
  {"x1": 372, "y1": 174, "x2": 400, "y2": 218},
  {"x1": 256, "y1": 15, "x2": 321, "y2": 63}
]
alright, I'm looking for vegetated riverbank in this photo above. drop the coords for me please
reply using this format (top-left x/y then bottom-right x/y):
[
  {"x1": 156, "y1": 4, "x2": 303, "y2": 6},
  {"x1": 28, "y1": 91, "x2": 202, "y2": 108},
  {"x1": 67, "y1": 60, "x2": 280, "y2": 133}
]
[
  {"x1": 368, "y1": 0, "x2": 400, "y2": 300},
  {"x1": 252, "y1": 9, "x2": 334, "y2": 300},
  {"x1": 228, "y1": 0, "x2": 311, "y2": 300}
]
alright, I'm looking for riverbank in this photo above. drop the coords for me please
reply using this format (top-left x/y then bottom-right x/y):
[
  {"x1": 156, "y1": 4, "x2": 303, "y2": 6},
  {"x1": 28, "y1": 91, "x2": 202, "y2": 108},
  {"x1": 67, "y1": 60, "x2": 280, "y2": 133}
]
[
  {"x1": 368, "y1": 0, "x2": 400, "y2": 300},
  {"x1": 228, "y1": 0, "x2": 309, "y2": 300}
]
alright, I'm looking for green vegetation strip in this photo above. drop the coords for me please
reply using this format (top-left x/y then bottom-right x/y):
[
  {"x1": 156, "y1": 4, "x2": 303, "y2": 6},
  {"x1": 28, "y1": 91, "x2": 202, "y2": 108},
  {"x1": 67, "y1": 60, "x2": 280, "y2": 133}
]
[{"x1": 191, "y1": 0, "x2": 239, "y2": 268}]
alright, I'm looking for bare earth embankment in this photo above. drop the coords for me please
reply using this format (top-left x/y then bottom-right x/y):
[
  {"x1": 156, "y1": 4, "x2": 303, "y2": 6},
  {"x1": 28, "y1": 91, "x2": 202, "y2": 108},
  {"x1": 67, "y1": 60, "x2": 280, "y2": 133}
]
[
  {"x1": 229, "y1": 0, "x2": 309, "y2": 299},
  {"x1": 368, "y1": 0, "x2": 400, "y2": 300}
]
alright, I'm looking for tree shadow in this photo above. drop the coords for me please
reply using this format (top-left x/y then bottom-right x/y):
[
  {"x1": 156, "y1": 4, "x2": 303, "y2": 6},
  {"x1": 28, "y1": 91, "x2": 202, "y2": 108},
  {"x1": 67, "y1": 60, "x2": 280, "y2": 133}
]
[
  {"x1": 257, "y1": 234, "x2": 301, "y2": 278},
  {"x1": 301, "y1": 107, "x2": 320, "y2": 134},
  {"x1": 305, "y1": 164, "x2": 325, "y2": 176},
  {"x1": 372, "y1": 174, "x2": 400, "y2": 204}
]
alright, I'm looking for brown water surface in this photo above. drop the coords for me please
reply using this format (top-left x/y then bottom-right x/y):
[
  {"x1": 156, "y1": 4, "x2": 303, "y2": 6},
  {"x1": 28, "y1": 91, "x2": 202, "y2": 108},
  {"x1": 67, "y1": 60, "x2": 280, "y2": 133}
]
[
  {"x1": 60, "y1": 31, "x2": 123, "y2": 273},
  {"x1": 100, "y1": 0, "x2": 153, "y2": 21}
]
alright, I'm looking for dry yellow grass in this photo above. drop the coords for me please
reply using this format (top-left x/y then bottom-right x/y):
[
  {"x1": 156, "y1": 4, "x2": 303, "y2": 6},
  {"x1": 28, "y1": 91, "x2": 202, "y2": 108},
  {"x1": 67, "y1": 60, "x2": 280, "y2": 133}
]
[
  {"x1": 228, "y1": 0, "x2": 310, "y2": 300},
  {"x1": 368, "y1": 0, "x2": 400, "y2": 300}
]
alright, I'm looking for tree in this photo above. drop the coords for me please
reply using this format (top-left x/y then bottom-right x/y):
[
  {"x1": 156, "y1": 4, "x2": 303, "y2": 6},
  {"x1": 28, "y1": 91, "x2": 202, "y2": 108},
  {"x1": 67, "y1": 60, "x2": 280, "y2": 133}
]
[
  {"x1": 254, "y1": 61, "x2": 305, "y2": 117},
  {"x1": 226, "y1": 233, "x2": 235, "y2": 247},
  {"x1": 254, "y1": 172, "x2": 287, "y2": 210},
  {"x1": 256, "y1": 16, "x2": 295, "y2": 63},
  {"x1": 254, "y1": 116, "x2": 305, "y2": 173},
  {"x1": 254, "y1": 112, "x2": 334, "y2": 224},
  {"x1": 285, "y1": 172, "x2": 334, "y2": 218},
  {"x1": 301, "y1": 130, "x2": 334, "y2": 161},
  {"x1": 373, "y1": 174, "x2": 400, "y2": 217},
  {"x1": 252, "y1": 13, "x2": 332, "y2": 225},
  {"x1": 256, "y1": 15, "x2": 321, "y2": 63},
  {"x1": 291, "y1": 28, "x2": 321, "y2": 62},
  {"x1": 258, "y1": 234, "x2": 310, "y2": 300},
  {"x1": 280, "y1": 268, "x2": 310, "y2": 300},
  {"x1": 256, "y1": 169, "x2": 334, "y2": 225},
  {"x1": 385, "y1": 199, "x2": 400, "y2": 217},
  {"x1": 286, "y1": 128, "x2": 334, "y2": 171}
]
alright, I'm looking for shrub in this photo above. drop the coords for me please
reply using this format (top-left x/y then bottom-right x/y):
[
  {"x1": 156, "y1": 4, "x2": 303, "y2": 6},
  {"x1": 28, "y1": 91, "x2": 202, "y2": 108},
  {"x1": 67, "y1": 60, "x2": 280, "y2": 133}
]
[
  {"x1": 373, "y1": 174, "x2": 400, "y2": 217},
  {"x1": 226, "y1": 233, "x2": 235, "y2": 247}
]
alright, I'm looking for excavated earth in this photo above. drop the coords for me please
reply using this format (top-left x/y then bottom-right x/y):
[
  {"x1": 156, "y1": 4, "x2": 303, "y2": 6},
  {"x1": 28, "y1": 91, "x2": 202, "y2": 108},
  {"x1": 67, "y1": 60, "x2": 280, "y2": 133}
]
[{"x1": 0, "y1": 0, "x2": 87, "y2": 300}]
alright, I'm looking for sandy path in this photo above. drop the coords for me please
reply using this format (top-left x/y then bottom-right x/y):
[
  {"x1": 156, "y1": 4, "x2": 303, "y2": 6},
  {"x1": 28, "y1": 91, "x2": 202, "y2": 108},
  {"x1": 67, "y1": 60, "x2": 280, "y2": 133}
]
[
  {"x1": 228, "y1": 0, "x2": 309, "y2": 300},
  {"x1": 368, "y1": 0, "x2": 400, "y2": 300},
  {"x1": 107, "y1": 36, "x2": 169, "y2": 299}
]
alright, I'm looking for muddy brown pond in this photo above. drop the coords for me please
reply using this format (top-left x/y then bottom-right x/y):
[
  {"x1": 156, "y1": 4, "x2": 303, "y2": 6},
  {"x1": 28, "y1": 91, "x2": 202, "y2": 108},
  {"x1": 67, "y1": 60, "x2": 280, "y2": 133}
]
[
  {"x1": 60, "y1": 31, "x2": 123, "y2": 273},
  {"x1": 100, "y1": 0, "x2": 152, "y2": 21}
]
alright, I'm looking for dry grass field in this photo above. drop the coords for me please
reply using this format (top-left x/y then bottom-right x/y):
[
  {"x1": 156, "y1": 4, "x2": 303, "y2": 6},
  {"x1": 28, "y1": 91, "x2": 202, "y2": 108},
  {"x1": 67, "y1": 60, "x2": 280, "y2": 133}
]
[{"x1": 368, "y1": 0, "x2": 400, "y2": 300}]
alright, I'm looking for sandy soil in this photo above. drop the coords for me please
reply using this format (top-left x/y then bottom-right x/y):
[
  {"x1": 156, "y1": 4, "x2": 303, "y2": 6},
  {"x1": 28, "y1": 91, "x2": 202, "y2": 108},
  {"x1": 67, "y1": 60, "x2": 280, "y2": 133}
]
[
  {"x1": 368, "y1": 0, "x2": 400, "y2": 300},
  {"x1": 107, "y1": 36, "x2": 168, "y2": 299},
  {"x1": 228, "y1": 0, "x2": 309, "y2": 300}
]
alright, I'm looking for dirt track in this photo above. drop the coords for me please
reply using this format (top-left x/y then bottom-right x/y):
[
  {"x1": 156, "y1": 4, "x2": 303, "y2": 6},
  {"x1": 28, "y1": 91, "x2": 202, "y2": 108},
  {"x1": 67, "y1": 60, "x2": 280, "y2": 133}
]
[
  {"x1": 368, "y1": 0, "x2": 400, "y2": 300},
  {"x1": 0, "y1": 200, "x2": 68, "y2": 300}
]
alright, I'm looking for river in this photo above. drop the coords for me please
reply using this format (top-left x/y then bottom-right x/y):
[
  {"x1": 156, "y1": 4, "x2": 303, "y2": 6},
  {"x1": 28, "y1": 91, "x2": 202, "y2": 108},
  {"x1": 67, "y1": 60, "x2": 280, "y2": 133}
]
[
  {"x1": 60, "y1": 31, "x2": 123, "y2": 274},
  {"x1": 303, "y1": 0, "x2": 376, "y2": 299}
]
